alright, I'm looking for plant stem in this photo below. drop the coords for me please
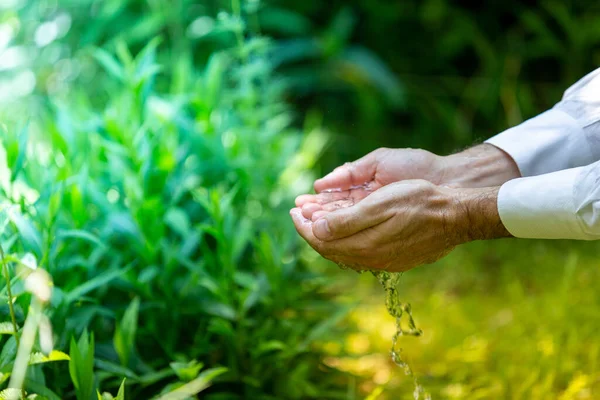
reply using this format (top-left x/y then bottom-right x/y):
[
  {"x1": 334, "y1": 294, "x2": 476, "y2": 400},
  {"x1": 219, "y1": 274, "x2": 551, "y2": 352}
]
[
  {"x1": 0, "y1": 245, "x2": 20, "y2": 347},
  {"x1": 9, "y1": 299, "x2": 42, "y2": 395}
]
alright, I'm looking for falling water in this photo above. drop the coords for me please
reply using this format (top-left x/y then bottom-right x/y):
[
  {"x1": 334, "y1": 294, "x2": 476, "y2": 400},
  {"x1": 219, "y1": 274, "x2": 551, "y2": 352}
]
[{"x1": 372, "y1": 270, "x2": 431, "y2": 400}]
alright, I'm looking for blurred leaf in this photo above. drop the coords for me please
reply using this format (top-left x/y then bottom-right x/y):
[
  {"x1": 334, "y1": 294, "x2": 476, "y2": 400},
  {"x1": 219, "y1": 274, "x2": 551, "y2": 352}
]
[
  {"x1": 170, "y1": 360, "x2": 203, "y2": 382},
  {"x1": 10, "y1": 212, "x2": 43, "y2": 257},
  {"x1": 94, "y1": 359, "x2": 138, "y2": 380},
  {"x1": 197, "y1": 300, "x2": 236, "y2": 321},
  {"x1": 341, "y1": 47, "x2": 404, "y2": 107},
  {"x1": 115, "y1": 379, "x2": 126, "y2": 400},
  {"x1": 154, "y1": 367, "x2": 227, "y2": 400},
  {"x1": 0, "y1": 322, "x2": 16, "y2": 335},
  {"x1": 114, "y1": 297, "x2": 140, "y2": 367},
  {"x1": 0, "y1": 389, "x2": 21, "y2": 399},
  {"x1": 255, "y1": 341, "x2": 286, "y2": 356},
  {"x1": 29, "y1": 351, "x2": 70, "y2": 365},
  {"x1": 300, "y1": 305, "x2": 351, "y2": 351},
  {"x1": 93, "y1": 49, "x2": 126, "y2": 82},
  {"x1": 69, "y1": 331, "x2": 96, "y2": 400},
  {"x1": 65, "y1": 265, "x2": 133, "y2": 304},
  {"x1": 164, "y1": 208, "x2": 190, "y2": 237},
  {"x1": 24, "y1": 379, "x2": 62, "y2": 400},
  {"x1": 57, "y1": 230, "x2": 107, "y2": 250},
  {"x1": 8, "y1": 123, "x2": 29, "y2": 182},
  {"x1": 0, "y1": 337, "x2": 17, "y2": 369}
]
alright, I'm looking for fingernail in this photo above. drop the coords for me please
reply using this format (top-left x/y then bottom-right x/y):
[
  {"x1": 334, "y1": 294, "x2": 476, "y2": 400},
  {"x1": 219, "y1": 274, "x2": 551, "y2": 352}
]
[{"x1": 314, "y1": 219, "x2": 331, "y2": 239}]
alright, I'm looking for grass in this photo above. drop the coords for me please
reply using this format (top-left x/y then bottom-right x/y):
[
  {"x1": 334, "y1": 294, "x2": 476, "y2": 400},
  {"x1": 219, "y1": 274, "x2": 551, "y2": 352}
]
[{"x1": 311, "y1": 239, "x2": 600, "y2": 399}]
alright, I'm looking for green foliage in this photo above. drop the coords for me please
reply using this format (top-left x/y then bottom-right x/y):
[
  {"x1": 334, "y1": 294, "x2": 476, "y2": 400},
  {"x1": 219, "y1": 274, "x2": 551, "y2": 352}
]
[
  {"x1": 113, "y1": 298, "x2": 139, "y2": 368},
  {"x1": 69, "y1": 332, "x2": 95, "y2": 400},
  {"x1": 265, "y1": 0, "x2": 600, "y2": 169},
  {"x1": 0, "y1": 2, "x2": 349, "y2": 399}
]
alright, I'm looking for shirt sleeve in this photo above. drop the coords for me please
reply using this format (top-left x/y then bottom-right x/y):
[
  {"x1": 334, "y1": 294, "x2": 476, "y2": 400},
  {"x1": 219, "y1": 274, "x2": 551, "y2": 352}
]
[
  {"x1": 485, "y1": 67, "x2": 600, "y2": 177},
  {"x1": 497, "y1": 160, "x2": 600, "y2": 240}
]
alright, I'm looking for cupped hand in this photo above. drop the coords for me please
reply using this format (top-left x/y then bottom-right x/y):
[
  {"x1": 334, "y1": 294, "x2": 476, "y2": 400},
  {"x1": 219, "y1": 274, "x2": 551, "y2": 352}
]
[
  {"x1": 290, "y1": 180, "x2": 464, "y2": 272},
  {"x1": 296, "y1": 148, "x2": 444, "y2": 221},
  {"x1": 313, "y1": 148, "x2": 444, "y2": 194}
]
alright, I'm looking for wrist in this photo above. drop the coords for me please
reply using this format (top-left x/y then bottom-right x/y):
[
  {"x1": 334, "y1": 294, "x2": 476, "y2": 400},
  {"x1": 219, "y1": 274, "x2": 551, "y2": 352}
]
[
  {"x1": 445, "y1": 186, "x2": 512, "y2": 244},
  {"x1": 439, "y1": 144, "x2": 521, "y2": 188}
]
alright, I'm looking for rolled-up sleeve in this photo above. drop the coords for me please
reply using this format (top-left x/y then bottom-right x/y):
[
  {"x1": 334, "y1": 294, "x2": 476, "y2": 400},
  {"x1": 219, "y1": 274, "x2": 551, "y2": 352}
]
[
  {"x1": 485, "y1": 67, "x2": 600, "y2": 177},
  {"x1": 497, "y1": 161, "x2": 600, "y2": 240}
]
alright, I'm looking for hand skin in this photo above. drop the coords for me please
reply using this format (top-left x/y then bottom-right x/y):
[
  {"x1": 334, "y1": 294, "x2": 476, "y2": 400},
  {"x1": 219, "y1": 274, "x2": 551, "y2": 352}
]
[
  {"x1": 290, "y1": 180, "x2": 511, "y2": 272},
  {"x1": 295, "y1": 144, "x2": 521, "y2": 222}
]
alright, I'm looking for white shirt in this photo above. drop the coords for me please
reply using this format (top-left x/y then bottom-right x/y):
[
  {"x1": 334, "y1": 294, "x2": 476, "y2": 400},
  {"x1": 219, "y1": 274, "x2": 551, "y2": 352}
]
[{"x1": 485, "y1": 67, "x2": 600, "y2": 239}]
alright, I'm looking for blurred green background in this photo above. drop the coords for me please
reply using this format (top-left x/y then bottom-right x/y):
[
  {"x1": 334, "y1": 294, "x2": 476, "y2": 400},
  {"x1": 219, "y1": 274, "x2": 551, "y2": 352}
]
[{"x1": 1, "y1": 0, "x2": 600, "y2": 399}]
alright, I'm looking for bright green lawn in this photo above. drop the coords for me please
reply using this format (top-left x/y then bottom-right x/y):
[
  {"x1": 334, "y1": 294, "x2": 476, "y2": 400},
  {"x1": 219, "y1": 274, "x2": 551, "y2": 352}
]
[{"x1": 311, "y1": 239, "x2": 600, "y2": 399}]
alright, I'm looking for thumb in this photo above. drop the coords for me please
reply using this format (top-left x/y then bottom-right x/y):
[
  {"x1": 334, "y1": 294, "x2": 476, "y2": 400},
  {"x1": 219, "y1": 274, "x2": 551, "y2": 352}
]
[
  {"x1": 312, "y1": 201, "x2": 390, "y2": 241},
  {"x1": 314, "y1": 151, "x2": 379, "y2": 193}
]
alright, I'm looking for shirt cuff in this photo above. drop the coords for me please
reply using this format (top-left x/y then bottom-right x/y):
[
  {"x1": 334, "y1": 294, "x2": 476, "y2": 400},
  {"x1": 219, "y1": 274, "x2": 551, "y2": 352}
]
[
  {"x1": 485, "y1": 109, "x2": 594, "y2": 177},
  {"x1": 497, "y1": 167, "x2": 587, "y2": 240}
]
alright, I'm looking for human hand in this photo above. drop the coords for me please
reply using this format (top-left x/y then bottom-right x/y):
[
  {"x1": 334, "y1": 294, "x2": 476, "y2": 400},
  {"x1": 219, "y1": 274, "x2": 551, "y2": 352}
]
[
  {"x1": 296, "y1": 145, "x2": 520, "y2": 222},
  {"x1": 296, "y1": 148, "x2": 441, "y2": 221},
  {"x1": 309, "y1": 144, "x2": 519, "y2": 193},
  {"x1": 290, "y1": 180, "x2": 510, "y2": 272},
  {"x1": 313, "y1": 147, "x2": 443, "y2": 194}
]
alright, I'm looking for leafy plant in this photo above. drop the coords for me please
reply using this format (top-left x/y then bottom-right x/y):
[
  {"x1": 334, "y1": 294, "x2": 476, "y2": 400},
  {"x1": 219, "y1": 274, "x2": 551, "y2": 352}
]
[{"x1": 0, "y1": 2, "x2": 350, "y2": 399}]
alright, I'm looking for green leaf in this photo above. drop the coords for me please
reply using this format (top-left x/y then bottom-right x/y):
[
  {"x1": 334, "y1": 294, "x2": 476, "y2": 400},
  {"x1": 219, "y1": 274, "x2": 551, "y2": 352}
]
[
  {"x1": 65, "y1": 265, "x2": 132, "y2": 304},
  {"x1": 0, "y1": 372, "x2": 9, "y2": 386},
  {"x1": 57, "y1": 230, "x2": 107, "y2": 250},
  {"x1": 69, "y1": 331, "x2": 96, "y2": 400},
  {"x1": 0, "y1": 388, "x2": 21, "y2": 399},
  {"x1": 10, "y1": 122, "x2": 29, "y2": 182},
  {"x1": 115, "y1": 379, "x2": 125, "y2": 400},
  {"x1": 113, "y1": 298, "x2": 139, "y2": 367},
  {"x1": 255, "y1": 341, "x2": 286, "y2": 356},
  {"x1": 10, "y1": 212, "x2": 43, "y2": 256},
  {"x1": 341, "y1": 47, "x2": 404, "y2": 107},
  {"x1": 93, "y1": 360, "x2": 137, "y2": 380},
  {"x1": 170, "y1": 360, "x2": 203, "y2": 382},
  {"x1": 154, "y1": 367, "x2": 227, "y2": 400},
  {"x1": 203, "y1": 54, "x2": 228, "y2": 110},
  {"x1": 299, "y1": 305, "x2": 351, "y2": 351},
  {"x1": 197, "y1": 300, "x2": 236, "y2": 321},
  {"x1": 164, "y1": 208, "x2": 190, "y2": 237},
  {"x1": 0, "y1": 336, "x2": 17, "y2": 369},
  {"x1": 28, "y1": 351, "x2": 70, "y2": 365},
  {"x1": 24, "y1": 378, "x2": 62, "y2": 400},
  {"x1": 93, "y1": 49, "x2": 125, "y2": 82},
  {"x1": 0, "y1": 322, "x2": 17, "y2": 335}
]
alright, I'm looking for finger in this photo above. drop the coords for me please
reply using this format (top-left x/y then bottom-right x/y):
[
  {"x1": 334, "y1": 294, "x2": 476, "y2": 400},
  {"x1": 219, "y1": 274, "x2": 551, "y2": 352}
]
[
  {"x1": 312, "y1": 196, "x2": 392, "y2": 241},
  {"x1": 314, "y1": 151, "x2": 379, "y2": 193},
  {"x1": 290, "y1": 208, "x2": 323, "y2": 251},
  {"x1": 301, "y1": 203, "x2": 322, "y2": 220},
  {"x1": 295, "y1": 192, "x2": 346, "y2": 207},
  {"x1": 296, "y1": 191, "x2": 355, "y2": 207},
  {"x1": 291, "y1": 207, "x2": 368, "y2": 261},
  {"x1": 295, "y1": 194, "x2": 315, "y2": 207},
  {"x1": 311, "y1": 210, "x2": 329, "y2": 221}
]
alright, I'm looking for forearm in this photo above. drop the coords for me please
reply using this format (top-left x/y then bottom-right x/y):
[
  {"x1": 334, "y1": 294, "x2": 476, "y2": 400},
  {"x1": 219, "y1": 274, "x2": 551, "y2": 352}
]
[
  {"x1": 451, "y1": 186, "x2": 512, "y2": 243},
  {"x1": 439, "y1": 144, "x2": 521, "y2": 188},
  {"x1": 448, "y1": 160, "x2": 600, "y2": 243}
]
